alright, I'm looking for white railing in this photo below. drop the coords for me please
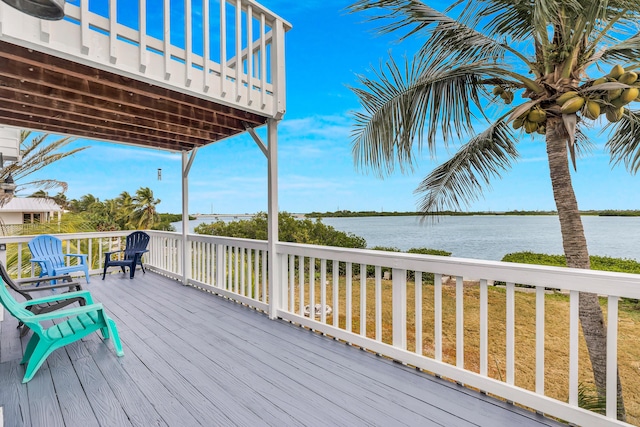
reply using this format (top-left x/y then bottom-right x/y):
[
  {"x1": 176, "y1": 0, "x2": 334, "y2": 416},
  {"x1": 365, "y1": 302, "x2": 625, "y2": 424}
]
[
  {"x1": 0, "y1": 0, "x2": 290, "y2": 118},
  {"x1": 146, "y1": 230, "x2": 269, "y2": 311},
  {"x1": 0, "y1": 230, "x2": 135, "y2": 279},
  {"x1": 2, "y1": 230, "x2": 639, "y2": 426}
]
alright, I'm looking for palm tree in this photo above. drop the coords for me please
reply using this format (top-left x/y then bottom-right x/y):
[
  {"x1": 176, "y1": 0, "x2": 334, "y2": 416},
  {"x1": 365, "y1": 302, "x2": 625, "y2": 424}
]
[
  {"x1": 0, "y1": 131, "x2": 87, "y2": 203},
  {"x1": 115, "y1": 191, "x2": 135, "y2": 229},
  {"x1": 131, "y1": 187, "x2": 160, "y2": 230},
  {"x1": 348, "y1": 0, "x2": 640, "y2": 420}
]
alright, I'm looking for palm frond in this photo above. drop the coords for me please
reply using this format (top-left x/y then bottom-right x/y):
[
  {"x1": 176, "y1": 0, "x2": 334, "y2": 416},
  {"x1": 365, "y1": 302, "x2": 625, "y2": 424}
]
[
  {"x1": 414, "y1": 121, "x2": 518, "y2": 213},
  {"x1": 350, "y1": 53, "x2": 520, "y2": 176},
  {"x1": 606, "y1": 109, "x2": 640, "y2": 173},
  {"x1": 348, "y1": 1, "x2": 531, "y2": 70},
  {"x1": 15, "y1": 179, "x2": 68, "y2": 194},
  {"x1": 600, "y1": 33, "x2": 640, "y2": 66}
]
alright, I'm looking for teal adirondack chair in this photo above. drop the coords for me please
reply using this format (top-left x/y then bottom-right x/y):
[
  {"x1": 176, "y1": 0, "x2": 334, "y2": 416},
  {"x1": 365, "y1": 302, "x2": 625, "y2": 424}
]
[
  {"x1": 0, "y1": 278, "x2": 123, "y2": 383},
  {"x1": 28, "y1": 235, "x2": 90, "y2": 284}
]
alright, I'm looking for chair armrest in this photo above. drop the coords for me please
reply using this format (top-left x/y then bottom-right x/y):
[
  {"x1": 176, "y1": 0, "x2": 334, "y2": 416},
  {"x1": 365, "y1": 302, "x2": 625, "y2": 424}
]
[
  {"x1": 29, "y1": 258, "x2": 54, "y2": 271},
  {"x1": 17, "y1": 274, "x2": 74, "y2": 286},
  {"x1": 65, "y1": 253, "x2": 88, "y2": 262},
  {"x1": 18, "y1": 282, "x2": 82, "y2": 294},
  {"x1": 27, "y1": 302, "x2": 104, "y2": 322},
  {"x1": 21, "y1": 290, "x2": 95, "y2": 306},
  {"x1": 104, "y1": 250, "x2": 124, "y2": 256}
]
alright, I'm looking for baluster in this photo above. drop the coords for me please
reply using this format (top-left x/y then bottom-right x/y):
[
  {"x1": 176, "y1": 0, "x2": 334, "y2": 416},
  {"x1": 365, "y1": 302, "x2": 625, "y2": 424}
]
[
  {"x1": 346, "y1": 262, "x2": 352, "y2": 333},
  {"x1": 246, "y1": 4, "x2": 253, "y2": 104},
  {"x1": 456, "y1": 276, "x2": 464, "y2": 369},
  {"x1": 81, "y1": 0, "x2": 89, "y2": 54},
  {"x1": 536, "y1": 285, "x2": 545, "y2": 394},
  {"x1": 606, "y1": 295, "x2": 619, "y2": 418},
  {"x1": 260, "y1": 13, "x2": 266, "y2": 108},
  {"x1": 415, "y1": 271, "x2": 423, "y2": 355},
  {"x1": 240, "y1": 248, "x2": 245, "y2": 295},
  {"x1": 163, "y1": 0, "x2": 171, "y2": 79},
  {"x1": 375, "y1": 266, "x2": 382, "y2": 341},
  {"x1": 569, "y1": 290, "x2": 579, "y2": 405},
  {"x1": 320, "y1": 259, "x2": 327, "y2": 323},
  {"x1": 184, "y1": 0, "x2": 192, "y2": 86},
  {"x1": 234, "y1": 0, "x2": 242, "y2": 101},
  {"x1": 506, "y1": 282, "x2": 515, "y2": 384},
  {"x1": 309, "y1": 257, "x2": 315, "y2": 318},
  {"x1": 288, "y1": 254, "x2": 294, "y2": 311},
  {"x1": 219, "y1": 0, "x2": 227, "y2": 97},
  {"x1": 360, "y1": 264, "x2": 366, "y2": 337},
  {"x1": 202, "y1": 0, "x2": 210, "y2": 91},
  {"x1": 332, "y1": 260, "x2": 339, "y2": 326},
  {"x1": 298, "y1": 255, "x2": 304, "y2": 316},
  {"x1": 261, "y1": 249, "x2": 266, "y2": 302},
  {"x1": 254, "y1": 249, "x2": 259, "y2": 299},
  {"x1": 480, "y1": 279, "x2": 488, "y2": 376},
  {"x1": 139, "y1": 0, "x2": 147, "y2": 72},
  {"x1": 434, "y1": 273, "x2": 442, "y2": 361}
]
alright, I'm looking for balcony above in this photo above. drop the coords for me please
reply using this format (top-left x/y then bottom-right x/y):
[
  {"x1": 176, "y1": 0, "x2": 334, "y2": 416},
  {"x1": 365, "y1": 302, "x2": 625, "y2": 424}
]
[{"x1": 0, "y1": 0, "x2": 291, "y2": 151}]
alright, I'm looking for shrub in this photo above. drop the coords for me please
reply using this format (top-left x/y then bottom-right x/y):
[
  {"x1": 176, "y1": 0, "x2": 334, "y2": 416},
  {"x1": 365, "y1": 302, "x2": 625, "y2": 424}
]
[{"x1": 500, "y1": 252, "x2": 640, "y2": 294}]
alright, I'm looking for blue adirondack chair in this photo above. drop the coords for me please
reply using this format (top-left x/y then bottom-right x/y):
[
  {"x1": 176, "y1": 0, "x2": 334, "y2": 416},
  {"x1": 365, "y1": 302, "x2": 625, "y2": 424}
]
[
  {"x1": 28, "y1": 235, "x2": 90, "y2": 284},
  {"x1": 0, "y1": 278, "x2": 123, "y2": 383},
  {"x1": 102, "y1": 231, "x2": 150, "y2": 279}
]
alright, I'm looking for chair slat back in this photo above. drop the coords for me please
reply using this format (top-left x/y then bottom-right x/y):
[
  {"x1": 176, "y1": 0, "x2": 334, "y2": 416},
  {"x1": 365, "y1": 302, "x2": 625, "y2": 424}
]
[
  {"x1": 28, "y1": 235, "x2": 65, "y2": 267},
  {"x1": 124, "y1": 231, "x2": 150, "y2": 260},
  {"x1": 0, "y1": 278, "x2": 35, "y2": 320}
]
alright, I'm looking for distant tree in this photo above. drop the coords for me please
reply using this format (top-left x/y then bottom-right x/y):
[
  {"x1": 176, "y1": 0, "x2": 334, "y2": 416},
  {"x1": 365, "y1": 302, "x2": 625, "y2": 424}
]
[
  {"x1": 115, "y1": 191, "x2": 135, "y2": 229},
  {"x1": 195, "y1": 212, "x2": 367, "y2": 248}
]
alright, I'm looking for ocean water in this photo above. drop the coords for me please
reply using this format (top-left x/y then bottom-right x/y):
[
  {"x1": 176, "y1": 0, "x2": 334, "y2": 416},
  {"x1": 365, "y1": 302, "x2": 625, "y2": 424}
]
[{"x1": 174, "y1": 215, "x2": 640, "y2": 262}]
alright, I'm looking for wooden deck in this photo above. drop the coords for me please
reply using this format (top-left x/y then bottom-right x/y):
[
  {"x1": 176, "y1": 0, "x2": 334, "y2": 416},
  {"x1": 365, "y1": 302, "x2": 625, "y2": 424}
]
[{"x1": 0, "y1": 271, "x2": 563, "y2": 427}]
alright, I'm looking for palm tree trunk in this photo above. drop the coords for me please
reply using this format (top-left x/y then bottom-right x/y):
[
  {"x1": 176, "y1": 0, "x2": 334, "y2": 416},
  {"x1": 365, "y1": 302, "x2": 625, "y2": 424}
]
[{"x1": 546, "y1": 118, "x2": 625, "y2": 420}]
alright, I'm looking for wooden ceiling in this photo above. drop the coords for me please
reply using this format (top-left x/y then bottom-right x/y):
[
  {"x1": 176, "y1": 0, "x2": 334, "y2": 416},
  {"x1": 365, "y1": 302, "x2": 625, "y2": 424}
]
[{"x1": 0, "y1": 40, "x2": 268, "y2": 152}]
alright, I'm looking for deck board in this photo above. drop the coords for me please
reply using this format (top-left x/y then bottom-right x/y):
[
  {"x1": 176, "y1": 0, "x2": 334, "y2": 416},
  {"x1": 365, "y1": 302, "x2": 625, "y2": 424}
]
[{"x1": 0, "y1": 271, "x2": 564, "y2": 426}]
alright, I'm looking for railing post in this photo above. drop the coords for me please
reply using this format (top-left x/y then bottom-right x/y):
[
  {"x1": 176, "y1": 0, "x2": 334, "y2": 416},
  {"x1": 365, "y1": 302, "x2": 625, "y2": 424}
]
[{"x1": 392, "y1": 268, "x2": 407, "y2": 350}]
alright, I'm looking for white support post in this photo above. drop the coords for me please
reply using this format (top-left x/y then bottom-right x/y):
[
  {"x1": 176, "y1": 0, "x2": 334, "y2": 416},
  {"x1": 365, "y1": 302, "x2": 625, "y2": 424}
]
[
  {"x1": 267, "y1": 118, "x2": 279, "y2": 319},
  {"x1": 181, "y1": 149, "x2": 198, "y2": 286}
]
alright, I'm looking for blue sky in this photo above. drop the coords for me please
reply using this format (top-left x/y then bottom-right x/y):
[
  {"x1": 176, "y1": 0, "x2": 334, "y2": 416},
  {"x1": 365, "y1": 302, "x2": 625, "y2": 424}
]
[{"x1": 22, "y1": 0, "x2": 640, "y2": 214}]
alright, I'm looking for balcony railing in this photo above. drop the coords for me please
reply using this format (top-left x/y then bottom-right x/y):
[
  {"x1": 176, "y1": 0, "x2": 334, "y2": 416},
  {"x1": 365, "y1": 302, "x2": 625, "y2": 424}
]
[
  {"x1": 0, "y1": 0, "x2": 290, "y2": 118},
  {"x1": 0, "y1": 230, "x2": 637, "y2": 427}
]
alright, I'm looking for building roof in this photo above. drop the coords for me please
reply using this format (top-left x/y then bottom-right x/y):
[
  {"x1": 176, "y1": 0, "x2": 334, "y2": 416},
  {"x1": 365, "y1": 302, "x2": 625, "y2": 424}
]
[{"x1": 0, "y1": 197, "x2": 62, "y2": 213}]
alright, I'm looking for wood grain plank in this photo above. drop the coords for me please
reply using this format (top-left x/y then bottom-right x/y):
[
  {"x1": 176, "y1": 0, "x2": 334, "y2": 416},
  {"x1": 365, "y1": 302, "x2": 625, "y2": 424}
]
[
  {"x1": 0, "y1": 314, "x2": 23, "y2": 363},
  {"x1": 25, "y1": 365, "x2": 64, "y2": 427},
  {"x1": 83, "y1": 338, "x2": 167, "y2": 427},
  {"x1": 0, "y1": 360, "x2": 31, "y2": 427},
  {"x1": 86, "y1": 332, "x2": 202, "y2": 427},
  {"x1": 46, "y1": 349, "x2": 99, "y2": 427},
  {"x1": 117, "y1": 329, "x2": 232, "y2": 425},
  {"x1": 72, "y1": 352, "x2": 133, "y2": 427}
]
